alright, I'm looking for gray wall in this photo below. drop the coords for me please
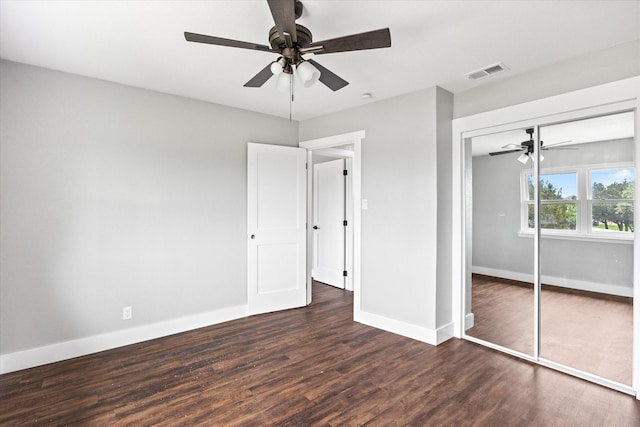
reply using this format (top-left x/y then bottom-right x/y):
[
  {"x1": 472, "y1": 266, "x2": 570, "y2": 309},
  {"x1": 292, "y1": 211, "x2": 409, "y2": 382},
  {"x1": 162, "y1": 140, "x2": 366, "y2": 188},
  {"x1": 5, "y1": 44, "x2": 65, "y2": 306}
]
[
  {"x1": 0, "y1": 60, "x2": 298, "y2": 354},
  {"x1": 300, "y1": 87, "x2": 453, "y2": 331},
  {"x1": 472, "y1": 139, "x2": 634, "y2": 290},
  {"x1": 435, "y1": 88, "x2": 454, "y2": 325},
  {"x1": 454, "y1": 40, "x2": 640, "y2": 119}
]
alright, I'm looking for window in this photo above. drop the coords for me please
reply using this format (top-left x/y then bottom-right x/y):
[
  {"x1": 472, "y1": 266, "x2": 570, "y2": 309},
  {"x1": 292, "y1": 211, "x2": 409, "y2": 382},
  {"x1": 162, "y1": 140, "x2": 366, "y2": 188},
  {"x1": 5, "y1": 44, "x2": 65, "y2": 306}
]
[
  {"x1": 526, "y1": 172, "x2": 577, "y2": 230},
  {"x1": 590, "y1": 168, "x2": 634, "y2": 234},
  {"x1": 521, "y1": 164, "x2": 634, "y2": 240}
]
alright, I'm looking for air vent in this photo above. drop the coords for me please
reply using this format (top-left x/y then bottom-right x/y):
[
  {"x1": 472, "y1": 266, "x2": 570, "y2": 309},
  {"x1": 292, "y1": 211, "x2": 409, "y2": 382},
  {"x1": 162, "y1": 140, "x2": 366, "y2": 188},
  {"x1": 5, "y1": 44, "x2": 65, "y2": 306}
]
[{"x1": 466, "y1": 62, "x2": 509, "y2": 80}]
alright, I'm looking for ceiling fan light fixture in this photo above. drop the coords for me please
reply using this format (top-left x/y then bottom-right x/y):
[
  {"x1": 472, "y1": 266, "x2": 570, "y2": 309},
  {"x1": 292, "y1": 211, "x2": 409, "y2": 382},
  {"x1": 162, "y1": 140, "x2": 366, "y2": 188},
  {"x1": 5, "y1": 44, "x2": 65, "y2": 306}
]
[
  {"x1": 276, "y1": 72, "x2": 292, "y2": 93},
  {"x1": 270, "y1": 58, "x2": 285, "y2": 75},
  {"x1": 517, "y1": 153, "x2": 529, "y2": 164},
  {"x1": 295, "y1": 60, "x2": 321, "y2": 88},
  {"x1": 529, "y1": 152, "x2": 544, "y2": 163}
]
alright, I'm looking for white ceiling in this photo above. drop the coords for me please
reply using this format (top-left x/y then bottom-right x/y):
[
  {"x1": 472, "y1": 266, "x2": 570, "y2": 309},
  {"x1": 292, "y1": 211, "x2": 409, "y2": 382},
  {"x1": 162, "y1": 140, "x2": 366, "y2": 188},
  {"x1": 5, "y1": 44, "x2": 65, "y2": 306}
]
[{"x1": 1, "y1": 1, "x2": 639, "y2": 121}]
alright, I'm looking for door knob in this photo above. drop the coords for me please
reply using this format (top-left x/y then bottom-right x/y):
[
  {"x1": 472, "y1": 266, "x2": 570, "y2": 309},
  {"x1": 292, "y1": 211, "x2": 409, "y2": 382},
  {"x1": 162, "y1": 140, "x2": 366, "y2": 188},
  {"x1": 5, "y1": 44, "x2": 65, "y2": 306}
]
[
  {"x1": 250, "y1": 234, "x2": 255, "y2": 239},
  {"x1": 313, "y1": 226, "x2": 319, "y2": 230}
]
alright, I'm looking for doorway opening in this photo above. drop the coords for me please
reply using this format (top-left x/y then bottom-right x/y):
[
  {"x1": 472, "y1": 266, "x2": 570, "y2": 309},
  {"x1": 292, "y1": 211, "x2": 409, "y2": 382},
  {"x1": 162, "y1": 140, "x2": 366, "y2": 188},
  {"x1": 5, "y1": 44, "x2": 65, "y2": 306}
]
[
  {"x1": 300, "y1": 130, "x2": 364, "y2": 308},
  {"x1": 312, "y1": 157, "x2": 347, "y2": 289}
]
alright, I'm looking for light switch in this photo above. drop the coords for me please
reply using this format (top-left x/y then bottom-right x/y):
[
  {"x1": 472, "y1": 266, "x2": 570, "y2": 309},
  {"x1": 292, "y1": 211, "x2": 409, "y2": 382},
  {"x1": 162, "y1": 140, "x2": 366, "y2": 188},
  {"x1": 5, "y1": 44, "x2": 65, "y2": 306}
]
[{"x1": 361, "y1": 199, "x2": 368, "y2": 210}]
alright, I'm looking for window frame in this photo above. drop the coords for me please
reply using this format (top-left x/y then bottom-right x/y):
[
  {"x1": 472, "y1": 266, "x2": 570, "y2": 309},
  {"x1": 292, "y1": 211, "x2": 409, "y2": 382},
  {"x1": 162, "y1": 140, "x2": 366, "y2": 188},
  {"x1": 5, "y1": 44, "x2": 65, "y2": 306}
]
[{"x1": 519, "y1": 162, "x2": 634, "y2": 243}]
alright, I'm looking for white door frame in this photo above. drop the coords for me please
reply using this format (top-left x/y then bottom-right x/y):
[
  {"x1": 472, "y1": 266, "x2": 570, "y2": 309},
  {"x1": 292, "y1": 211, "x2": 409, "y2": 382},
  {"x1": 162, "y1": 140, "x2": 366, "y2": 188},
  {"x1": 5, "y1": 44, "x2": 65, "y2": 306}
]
[
  {"x1": 452, "y1": 76, "x2": 640, "y2": 396},
  {"x1": 300, "y1": 131, "x2": 364, "y2": 308}
]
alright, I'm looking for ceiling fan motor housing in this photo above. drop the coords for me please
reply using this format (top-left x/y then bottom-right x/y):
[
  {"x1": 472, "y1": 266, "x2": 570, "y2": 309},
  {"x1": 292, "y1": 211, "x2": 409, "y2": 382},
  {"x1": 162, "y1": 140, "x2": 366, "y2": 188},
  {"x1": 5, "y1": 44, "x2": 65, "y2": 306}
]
[
  {"x1": 269, "y1": 24, "x2": 312, "y2": 73},
  {"x1": 269, "y1": 24, "x2": 313, "y2": 50}
]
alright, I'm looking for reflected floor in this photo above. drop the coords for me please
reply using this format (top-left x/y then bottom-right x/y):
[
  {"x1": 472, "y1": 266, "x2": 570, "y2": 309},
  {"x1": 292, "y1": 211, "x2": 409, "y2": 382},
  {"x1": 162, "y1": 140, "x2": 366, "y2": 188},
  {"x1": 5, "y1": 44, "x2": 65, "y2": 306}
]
[{"x1": 468, "y1": 274, "x2": 632, "y2": 385}]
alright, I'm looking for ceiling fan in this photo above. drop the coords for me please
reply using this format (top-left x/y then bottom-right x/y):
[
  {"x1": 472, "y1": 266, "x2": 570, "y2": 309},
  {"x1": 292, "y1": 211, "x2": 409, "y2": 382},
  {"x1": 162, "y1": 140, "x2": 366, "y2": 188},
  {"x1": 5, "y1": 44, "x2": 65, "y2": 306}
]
[
  {"x1": 489, "y1": 128, "x2": 575, "y2": 164},
  {"x1": 184, "y1": 0, "x2": 391, "y2": 92}
]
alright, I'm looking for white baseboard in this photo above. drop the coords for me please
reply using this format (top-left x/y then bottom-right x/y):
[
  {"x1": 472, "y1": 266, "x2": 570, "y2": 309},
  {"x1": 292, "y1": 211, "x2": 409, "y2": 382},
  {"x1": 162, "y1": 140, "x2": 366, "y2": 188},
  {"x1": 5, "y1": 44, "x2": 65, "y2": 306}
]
[
  {"x1": 354, "y1": 309, "x2": 454, "y2": 346},
  {"x1": 465, "y1": 312, "x2": 475, "y2": 330},
  {"x1": 471, "y1": 266, "x2": 632, "y2": 297},
  {"x1": 435, "y1": 322, "x2": 455, "y2": 345},
  {"x1": 0, "y1": 305, "x2": 248, "y2": 375}
]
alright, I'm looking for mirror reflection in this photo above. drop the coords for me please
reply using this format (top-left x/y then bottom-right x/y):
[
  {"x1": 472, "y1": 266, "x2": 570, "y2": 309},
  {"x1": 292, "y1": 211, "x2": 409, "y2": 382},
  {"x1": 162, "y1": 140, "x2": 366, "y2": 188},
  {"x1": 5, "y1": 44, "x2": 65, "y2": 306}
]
[
  {"x1": 466, "y1": 111, "x2": 634, "y2": 385},
  {"x1": 466, "y1": 127, "x2": 535, "y2": 356},
  {"x1": 539, "y1": 112, "x2": 634, "y2": 385}
]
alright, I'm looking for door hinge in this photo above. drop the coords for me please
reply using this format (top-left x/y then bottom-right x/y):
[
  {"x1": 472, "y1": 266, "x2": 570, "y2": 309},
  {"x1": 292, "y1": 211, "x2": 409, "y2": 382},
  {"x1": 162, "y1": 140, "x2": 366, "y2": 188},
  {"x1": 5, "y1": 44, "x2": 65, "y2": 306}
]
[
  {"x1": 343, "y1": 220, "x2": 348, "y2": 226},
  {"x1": 343, "y1": 270, "x2": 348, "y2": 277},
  {"x1": 343, "y1": 169, "x2": 348, "y2": 176}
]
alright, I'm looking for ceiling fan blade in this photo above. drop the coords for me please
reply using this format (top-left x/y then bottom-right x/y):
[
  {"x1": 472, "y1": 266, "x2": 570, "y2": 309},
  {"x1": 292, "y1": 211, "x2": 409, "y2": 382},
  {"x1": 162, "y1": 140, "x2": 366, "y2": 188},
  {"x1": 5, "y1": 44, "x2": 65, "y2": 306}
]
[
  {"x1": 305, "y1": 28, "x2": 391, "y2": 54},
  {"x1": 488, "y1": 149, "x2": 524, "y2": 156},
  {"x1": 501, "y1": 143, "x2": 524, "y2": 149},
  {"x1": 541, "y1": 140, "x2": 572, "y2": 148},
  {"x1": 244, "y1": 63, "x2": 275, "y2": 88},
  {"x1": 184, "y1": 32, "x2": 275, "y2": 52},
  {"x1": 543, "y1": 147, "x2": 579, "y2": 151},
  {"x1": 307, "y1": 59, "x2": 349, "y2": 91},
  {"x1": 267, "y1": 0, "x2": 297, "y2": 46}
]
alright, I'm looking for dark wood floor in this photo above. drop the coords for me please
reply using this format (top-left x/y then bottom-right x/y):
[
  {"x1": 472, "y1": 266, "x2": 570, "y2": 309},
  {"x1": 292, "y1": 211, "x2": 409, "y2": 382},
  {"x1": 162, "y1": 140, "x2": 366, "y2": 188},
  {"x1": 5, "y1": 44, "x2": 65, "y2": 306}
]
[
  {"x1": 2, "y1": 282, "x2": 640, "y2": 426},
  {"x1": 468, "y1": 274, "x2": 633, "y2": 384}
]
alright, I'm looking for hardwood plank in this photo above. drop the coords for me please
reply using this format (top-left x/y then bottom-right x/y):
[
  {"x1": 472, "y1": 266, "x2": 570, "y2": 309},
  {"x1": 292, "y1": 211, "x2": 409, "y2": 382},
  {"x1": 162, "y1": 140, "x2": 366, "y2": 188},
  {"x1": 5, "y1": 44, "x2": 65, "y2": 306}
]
[
  {"x1": 468, "y1": 274, "x2": 633, "y2": 384},
  {"x1": 1, "y1": 282, "x2": 639, "y2": 426}
]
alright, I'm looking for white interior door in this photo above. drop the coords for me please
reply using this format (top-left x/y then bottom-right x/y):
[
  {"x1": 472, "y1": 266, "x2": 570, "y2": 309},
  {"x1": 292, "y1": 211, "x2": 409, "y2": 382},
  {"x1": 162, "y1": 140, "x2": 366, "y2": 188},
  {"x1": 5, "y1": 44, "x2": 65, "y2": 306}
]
[
  {"x1": 312, "y1": 159, "x2": 345, "y2": 288},
  {"x1": 247, "y1": 142, "x2": 307, "y2": 315}
]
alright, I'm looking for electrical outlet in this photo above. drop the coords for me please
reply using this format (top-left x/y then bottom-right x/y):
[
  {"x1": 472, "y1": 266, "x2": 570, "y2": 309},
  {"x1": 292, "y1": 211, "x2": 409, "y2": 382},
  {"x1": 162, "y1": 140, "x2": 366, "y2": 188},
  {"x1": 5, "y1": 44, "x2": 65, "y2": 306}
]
[{"x1": 122, "y1": 306, "x2": 132, "y2": 320}]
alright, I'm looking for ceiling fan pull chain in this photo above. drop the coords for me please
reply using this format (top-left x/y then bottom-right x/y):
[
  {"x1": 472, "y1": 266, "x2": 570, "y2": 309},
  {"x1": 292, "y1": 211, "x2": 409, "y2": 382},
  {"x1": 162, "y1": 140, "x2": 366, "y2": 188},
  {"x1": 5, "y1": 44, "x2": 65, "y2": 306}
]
[{"x1": 289, "y1": 73, "x2": 294, "y2": 121}]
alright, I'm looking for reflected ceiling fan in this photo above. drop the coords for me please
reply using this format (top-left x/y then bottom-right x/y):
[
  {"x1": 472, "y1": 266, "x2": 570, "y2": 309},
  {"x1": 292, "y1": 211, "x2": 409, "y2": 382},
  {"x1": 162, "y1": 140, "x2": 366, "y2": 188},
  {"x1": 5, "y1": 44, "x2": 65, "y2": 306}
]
[
  {"x1": 489, "y1": 128, "x2": 575, "y2": 164},
  {"x1": 184, "y1": 0, "x2": 391, "y2": 92}
]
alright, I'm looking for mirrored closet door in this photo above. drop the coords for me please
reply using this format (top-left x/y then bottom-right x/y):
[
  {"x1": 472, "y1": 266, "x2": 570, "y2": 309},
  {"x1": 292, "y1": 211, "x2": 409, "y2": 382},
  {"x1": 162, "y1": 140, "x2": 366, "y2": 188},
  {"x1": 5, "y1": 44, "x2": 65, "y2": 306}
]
[
  {"x1": 465, "y1": 127, "x2": 536, "y2": 357},
  {"x1": 538, "y1": 112, "x2": 635, "y2": 386},
  {"x1": 464, "y1": 109, "x2": 635, "y2": 390}
]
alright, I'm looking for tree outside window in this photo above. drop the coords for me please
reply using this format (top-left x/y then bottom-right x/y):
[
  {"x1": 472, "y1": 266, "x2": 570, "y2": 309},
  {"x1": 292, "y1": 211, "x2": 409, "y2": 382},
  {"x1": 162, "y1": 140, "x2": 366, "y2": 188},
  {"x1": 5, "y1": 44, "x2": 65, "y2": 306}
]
[
  {"x1": 527, "y1": 173, "x2": 577, "y2": 230},
  {"x1": 591, "y1": 169, "x2": 634, "y2": 233}
]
